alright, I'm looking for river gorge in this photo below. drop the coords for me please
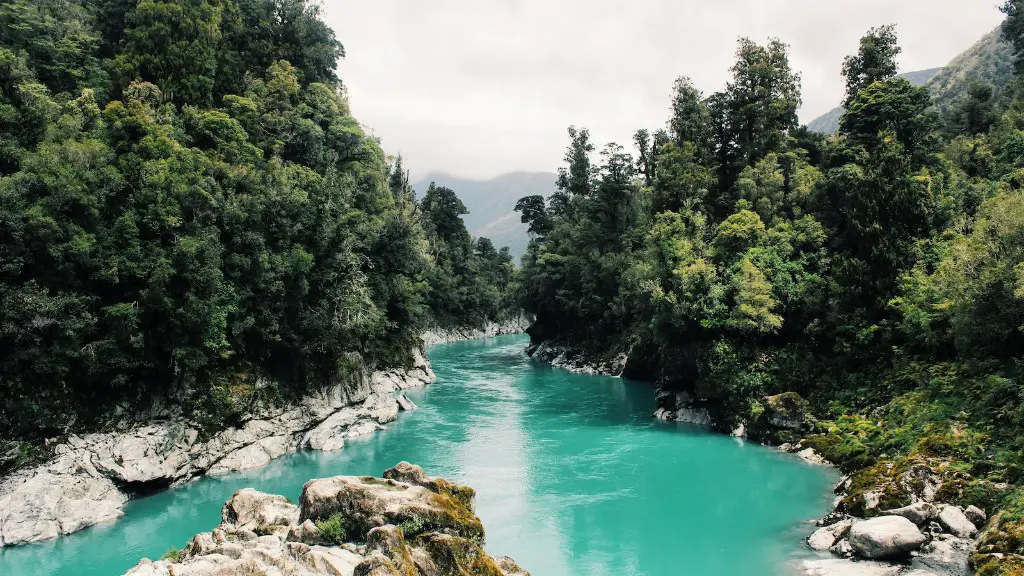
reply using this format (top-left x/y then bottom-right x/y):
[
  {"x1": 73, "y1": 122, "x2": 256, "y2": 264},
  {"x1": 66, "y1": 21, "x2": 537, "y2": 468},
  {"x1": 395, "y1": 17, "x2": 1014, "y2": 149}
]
[{"x1": 0, "y1": 335, "x2": 837, "y2": 575}]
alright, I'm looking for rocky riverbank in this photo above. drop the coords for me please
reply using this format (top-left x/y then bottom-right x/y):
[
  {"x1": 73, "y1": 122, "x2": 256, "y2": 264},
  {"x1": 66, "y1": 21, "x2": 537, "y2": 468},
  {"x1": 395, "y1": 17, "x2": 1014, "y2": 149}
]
[
  {"x1": 525, "y1": 340, "x2": 628, "y2": 376},
  {"x1": 124, "y1": 462, "x2": 529, "y2": 576},
  {"x1": 0, "y1": 352, "x2": 435, "y2": 548},
  {"x1": 421, "y1": 315, "x2": 533, "y2": 346},
  {"x1": 524, "y1": 339, "x2": 988, "y2": 576}
]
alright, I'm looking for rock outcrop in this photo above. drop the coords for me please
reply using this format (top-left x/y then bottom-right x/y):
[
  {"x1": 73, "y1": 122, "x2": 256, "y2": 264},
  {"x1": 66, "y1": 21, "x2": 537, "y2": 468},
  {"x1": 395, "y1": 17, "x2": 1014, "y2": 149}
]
[
  {"x1": 0, "y1": 353, "x2": 435, "y2": 548},
  {"x1": 421, "y1": 315, "x2": 532, "y2": 346},
  {"x1": 525, "y1": 341, "x2": 628, "y2": 377},
  {"x1": 123, "y1": 463, "x2": 529, "y2": 576}
]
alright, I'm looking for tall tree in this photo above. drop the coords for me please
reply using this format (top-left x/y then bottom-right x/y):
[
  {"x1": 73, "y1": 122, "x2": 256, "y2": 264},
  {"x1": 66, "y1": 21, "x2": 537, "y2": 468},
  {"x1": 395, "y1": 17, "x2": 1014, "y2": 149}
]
[{"x1": 841, "y1": 24, "x2": 901, "y2": 106}]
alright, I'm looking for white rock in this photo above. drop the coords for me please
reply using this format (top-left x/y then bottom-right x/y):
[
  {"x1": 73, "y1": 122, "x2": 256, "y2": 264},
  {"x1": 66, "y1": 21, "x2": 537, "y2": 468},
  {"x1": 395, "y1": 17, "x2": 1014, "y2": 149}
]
[
  {"x1": 848, "y1": 515, "x2": 928, "y2": 559},
  {"x1": 396, "y1": 393, "x2": 417, "y2": 412},
  {"x1": 0, "y1": 349, "x2": 436, "y2": 547},
  {"x1": 221, "y1": 488, "x2": 299, "y2": 533},
  {"x1": 301, "y1": 407, "x2": 359, "y2": 452},
  {"x1": 0, "y1": 467, "x2": 127, "y2": 546},
  {"x1": 884, "y1": 502, "x2": 938, "y2": 527},
  {"x1": 801, "y1": 558, "x2": 904, "y2": 576},
  {"x1": 808, "y1": 520, "x2": 853, "y2": 551},
  {"x1": 797, "y1": 448, "x2": 830, "y2": 466},
  {"x1": 937, "y1": 506, "x2": 978, "y2": 538}
]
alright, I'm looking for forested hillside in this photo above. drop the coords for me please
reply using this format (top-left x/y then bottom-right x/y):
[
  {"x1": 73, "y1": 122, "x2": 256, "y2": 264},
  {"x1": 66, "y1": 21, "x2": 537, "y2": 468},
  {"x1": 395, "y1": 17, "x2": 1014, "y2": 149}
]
[
  {"x1": 0, "y1": 0, "x2": 514, "y2": 444},
  {"x1": 516, "y1": 11, "x2": 1024, "y2": 574}
]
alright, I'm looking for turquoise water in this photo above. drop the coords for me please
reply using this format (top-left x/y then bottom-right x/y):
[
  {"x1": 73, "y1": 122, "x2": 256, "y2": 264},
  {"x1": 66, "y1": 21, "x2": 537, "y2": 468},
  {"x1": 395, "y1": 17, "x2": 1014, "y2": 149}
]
[{"x1": 0, "y1": 334, "x2": 835, "y2": 576}]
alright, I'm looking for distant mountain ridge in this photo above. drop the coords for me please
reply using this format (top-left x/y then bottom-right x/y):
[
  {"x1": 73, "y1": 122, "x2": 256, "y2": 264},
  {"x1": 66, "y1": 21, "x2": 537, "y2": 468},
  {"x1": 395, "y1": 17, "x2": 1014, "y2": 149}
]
[
  {"x1": 807, "y1": 24, "x2": 1015, "y2": 135},
  {"x1": 806, "y1": 68, "x2": 944, "y2": 134},
  {"x1": 412, "y1": 171, "x2": 556, "y2": 260}
]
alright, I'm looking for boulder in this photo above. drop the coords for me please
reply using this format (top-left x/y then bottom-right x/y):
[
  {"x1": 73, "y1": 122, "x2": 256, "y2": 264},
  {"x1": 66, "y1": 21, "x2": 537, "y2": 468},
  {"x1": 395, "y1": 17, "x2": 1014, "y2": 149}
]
[
  {"x1": 416, "y1": 532, "x2": 505, "y2": 576},
  {"x1": 763, "y1": 392, "x2": 811, "y2": 431},
  {"x1": 796, "y1": 448, "x2": 830, "y2": 466},
  {"x1": 396, "y1": 394, "x2": 417, "y2": 412},
  {"x1": 221, "y1": 488, "x2": 299, "y2": 534},
  {"x1": 299, "y1": 475, "x2": 484, "y2": 542},
  {"x1": 848, "y1": 515, "x2": 928, "y2": 559},
  {"x1": 937, "y1": 506, "x2": 977, "y2": 538},
  {"x1": 301, "y1": 407, "x2": 359, "y2": 452},
  {"x1": 883, "y1": 502, "x2": 938, "y2": 527},
  {"x1": 365, "y1": 525, "x2": 416, "y2": 575},
  {"x1": 287, "y1": 519, "x2": 322, "y2": 544},
  {"x1": 964, "y1": 505, "x2": 987, "y2": 528},
  {"x1": 910, "y1": 534, "x2": 972, "y2": 576},
  {"x1": 383, "y1": 462, "x2": 476, "y2": 511},
  {"x1": 495, "y1": 556, "x2": 532, "y2": 576},
  {"x1": 124, "y1": 466, "x2": 522, "y2": 576},
  {"x1": 808, "y1": 520, "x2": 854, "y2": 551},
  {"x1": 0, "y1": 466, "x2": 127, "y2": 546},
  {"x1": 354, "y1": 551, "x2": 405, "y2": 576}
]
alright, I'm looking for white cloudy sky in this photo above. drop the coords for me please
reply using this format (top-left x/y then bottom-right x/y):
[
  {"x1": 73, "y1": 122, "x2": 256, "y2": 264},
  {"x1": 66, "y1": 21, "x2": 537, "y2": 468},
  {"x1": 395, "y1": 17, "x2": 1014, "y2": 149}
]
[{"x1": 324, "y1": 1, "x2": 1005, "y2": 180}]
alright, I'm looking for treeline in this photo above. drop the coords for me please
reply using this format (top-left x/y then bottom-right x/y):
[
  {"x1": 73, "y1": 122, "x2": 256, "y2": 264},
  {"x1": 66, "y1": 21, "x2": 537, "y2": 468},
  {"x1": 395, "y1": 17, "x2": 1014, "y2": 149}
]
[
  {"x1": 517, "y1": 5, "x2": 1024, "y2": 573},
  {"x1": 0, "y1": 0, "x2": 513, "y2": 440}
]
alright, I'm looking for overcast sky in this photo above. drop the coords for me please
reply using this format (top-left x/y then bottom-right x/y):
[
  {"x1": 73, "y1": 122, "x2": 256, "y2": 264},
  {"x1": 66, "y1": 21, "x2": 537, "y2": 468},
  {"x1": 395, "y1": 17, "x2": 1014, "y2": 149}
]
[{"x1": 325, "y1": 1, "x2": 1005, "y2": 181}]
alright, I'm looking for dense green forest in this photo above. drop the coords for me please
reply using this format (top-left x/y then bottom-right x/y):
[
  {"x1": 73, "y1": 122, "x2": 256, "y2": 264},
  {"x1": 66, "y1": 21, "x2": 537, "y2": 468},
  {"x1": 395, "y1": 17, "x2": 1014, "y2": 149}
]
[
  {"x1": 0, "y1": 0, "x2": 513, "y2": 443},
  {"x1": 516, "y1": 5, "x2": 1024, "y2": 574}
]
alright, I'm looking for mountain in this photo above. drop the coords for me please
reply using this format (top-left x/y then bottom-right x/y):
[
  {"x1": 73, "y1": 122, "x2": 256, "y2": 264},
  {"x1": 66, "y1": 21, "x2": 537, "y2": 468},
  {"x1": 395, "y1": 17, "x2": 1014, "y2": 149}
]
[
  {"x1": 926, "y1": 26, "x2": 1014, "y2": 118},
  {"x1": 413, "y1": 172, "x2": 556, "y2": 260},
  {"x1": 806, "y1": 68, "x2": 944, "y2": 134}
]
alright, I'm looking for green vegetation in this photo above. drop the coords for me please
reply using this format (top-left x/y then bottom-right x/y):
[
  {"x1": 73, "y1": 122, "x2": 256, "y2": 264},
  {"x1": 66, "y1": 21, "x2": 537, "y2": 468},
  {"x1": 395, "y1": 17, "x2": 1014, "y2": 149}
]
[
  {"x1": 0, "y1": 0, "x2": 515, "y2": 442},
  {"x1": 516, "y1": 6, "x2": 1024, "y2": 573},
  {"x1": 314, "y1": 513, "x2": 350, "y2": 544},
  {"x1": 160, "y1": 546, "x2": 182, "y2": 562}
]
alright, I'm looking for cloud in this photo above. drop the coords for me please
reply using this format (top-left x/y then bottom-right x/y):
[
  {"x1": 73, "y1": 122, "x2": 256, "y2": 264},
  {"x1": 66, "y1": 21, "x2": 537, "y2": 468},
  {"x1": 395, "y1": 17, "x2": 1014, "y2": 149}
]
[{"x1": 323, "y1": 0, "x2": 1004, "y2": 180}]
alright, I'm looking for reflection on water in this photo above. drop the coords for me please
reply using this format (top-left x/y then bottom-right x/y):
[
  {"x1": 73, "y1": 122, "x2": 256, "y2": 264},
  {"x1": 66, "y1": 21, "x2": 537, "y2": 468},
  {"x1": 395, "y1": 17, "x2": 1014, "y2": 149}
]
[{"x1": 0, "y1": 334, "x2": 835, "y2": 576}]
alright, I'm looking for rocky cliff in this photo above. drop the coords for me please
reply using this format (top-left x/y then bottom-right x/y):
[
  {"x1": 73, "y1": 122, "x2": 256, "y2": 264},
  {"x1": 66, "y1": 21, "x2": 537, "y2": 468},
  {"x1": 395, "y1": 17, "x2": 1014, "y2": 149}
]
[
  {"x1": 0, "y1": 353, "x2": 435, "y2": 548},
  {"x1": 124, "y1": 463, "x2": 530, "y2": 576},
  {"x1": 421, "y1": 315, "x2": 533, "y2": 347}
]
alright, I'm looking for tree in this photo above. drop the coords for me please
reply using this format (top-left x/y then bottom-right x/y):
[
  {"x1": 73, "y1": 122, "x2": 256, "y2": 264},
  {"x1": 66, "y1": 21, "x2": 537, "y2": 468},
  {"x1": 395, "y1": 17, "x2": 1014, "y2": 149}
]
[
  {"x1": 668, "y1": 76, "x2": 713, "y2": 160},
  {"x1": 724, "y1": 38, "x2": 802, "y2": 168},
  {"x1": 550, "y1": 126, "x2": 595, "y2": 216},
  {"x1": 842, "y1": 25, "x2": 901, "y2": 107},
  {"x1": 515, "y1": 195, "x2": 552, "y2": 238},
  {"x1": 729, "y1": 258, "x2": 782, "y2": 334},
  {"x1": 114, "y1": 0, "x2": 224, "y2": 105},
  {"x1": 840, "y1": 78, "x2": 938, "y2": 161}
]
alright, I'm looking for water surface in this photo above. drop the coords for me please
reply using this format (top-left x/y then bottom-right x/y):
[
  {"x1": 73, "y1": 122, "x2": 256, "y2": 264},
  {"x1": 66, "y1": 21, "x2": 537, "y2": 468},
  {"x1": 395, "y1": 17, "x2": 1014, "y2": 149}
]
[{"x1": 0, "y1": 334, "x2": 835, "y2": 575}]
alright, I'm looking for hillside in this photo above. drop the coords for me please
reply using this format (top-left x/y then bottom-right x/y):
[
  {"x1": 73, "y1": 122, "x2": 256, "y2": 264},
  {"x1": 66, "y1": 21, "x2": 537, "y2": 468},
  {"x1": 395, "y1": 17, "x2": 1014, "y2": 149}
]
[
  {"x1": 413, "y1": 172, "x2": 556, "y2": 260},
  {"x1": 927, "y1": 26, "x2": 1015, "y2": 117},
  {"x1": 807, "y1": 67, "x2": 943, "y2": 133}
]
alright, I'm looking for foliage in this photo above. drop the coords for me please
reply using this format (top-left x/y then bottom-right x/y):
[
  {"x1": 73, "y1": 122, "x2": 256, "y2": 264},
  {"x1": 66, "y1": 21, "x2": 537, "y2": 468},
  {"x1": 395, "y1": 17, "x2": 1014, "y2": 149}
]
[
  {"x1": 0, "y1": 0, "x2": 513, "y2": 441},
  {"x1": 314, "y1": 513, "x2": 351, "y2": 544},
  {"x1": 517, "y1": 23, "x2": 1024, "y2": 572}
]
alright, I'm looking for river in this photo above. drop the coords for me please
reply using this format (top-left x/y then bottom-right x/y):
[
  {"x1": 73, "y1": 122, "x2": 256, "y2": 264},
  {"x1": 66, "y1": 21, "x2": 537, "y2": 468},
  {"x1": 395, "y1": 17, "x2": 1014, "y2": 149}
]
[{"x1": 0, "y1": 334, "x2": 835, "y2": 575}]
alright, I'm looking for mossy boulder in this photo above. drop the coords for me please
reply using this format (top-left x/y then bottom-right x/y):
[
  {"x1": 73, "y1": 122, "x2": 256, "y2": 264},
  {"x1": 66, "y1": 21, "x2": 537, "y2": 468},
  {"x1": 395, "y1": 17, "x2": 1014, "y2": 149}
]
[
  {"x1": 126, "y1": 464, "x2": 527, "y2": 576},
  {"x1": 748, "y1": 392, "x2": 815, "y2": 444},
  {"x1": 384, "y1": 462, "x2": 477, "y2": 512},
  {"x1": 299, "y1": 474, "x2": 485, "y2": 543},
  {"x1": 415, "y1": 532, "x2": 505, "y2": 576}
]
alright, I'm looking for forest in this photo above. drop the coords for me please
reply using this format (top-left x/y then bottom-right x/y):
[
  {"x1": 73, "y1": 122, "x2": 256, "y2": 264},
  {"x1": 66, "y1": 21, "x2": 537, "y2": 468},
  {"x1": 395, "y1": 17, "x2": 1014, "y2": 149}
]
[
  {"x1": 0, "y1": 0, "x2": 515, "y2": 443},
  {"x1": 515, "y1": 3, "x2": 1024, "y2": 573}
]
